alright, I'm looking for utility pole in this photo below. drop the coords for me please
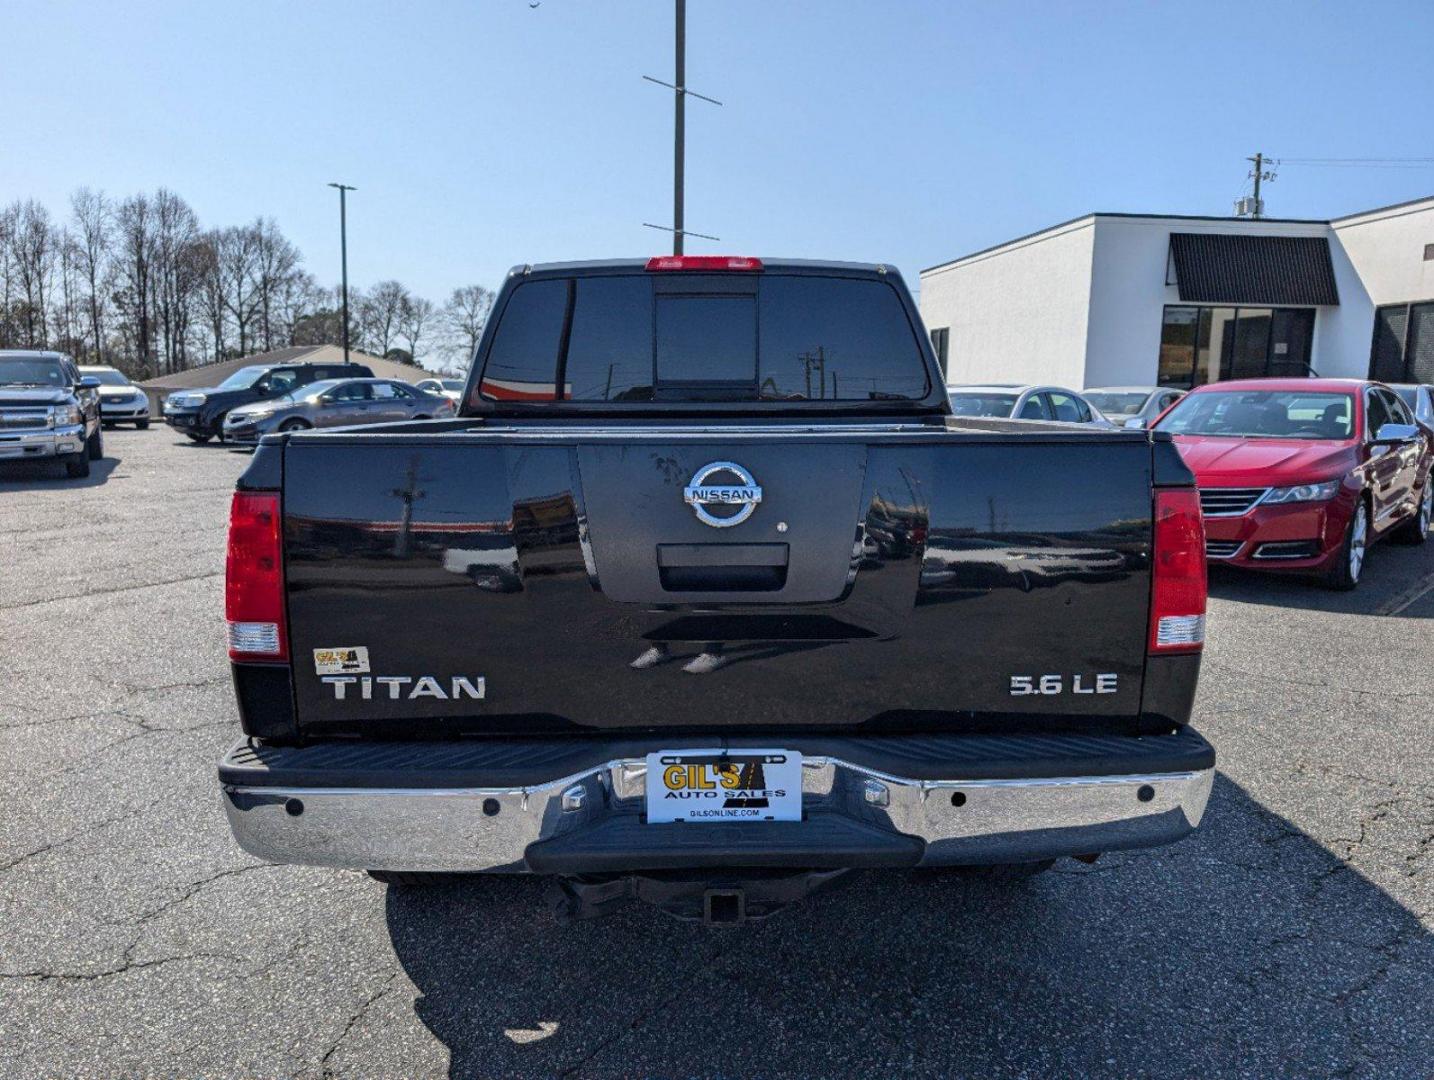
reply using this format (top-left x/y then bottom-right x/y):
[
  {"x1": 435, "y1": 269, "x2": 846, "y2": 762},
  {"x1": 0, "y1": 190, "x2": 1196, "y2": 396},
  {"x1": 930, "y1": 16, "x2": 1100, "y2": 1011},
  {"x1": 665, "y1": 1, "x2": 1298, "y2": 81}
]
[
  {"x1": 327, "y1": 182, "x2": 356, "y2": 363},
  {"x1": 642, "y1": 0, "x2": 721, "y2": 250},
  {"x1": 673, "y1": 0, "x2": 685, "y2": 254},
  {"x1": 1236, "y1": 154, "x2": 1275, "y2": 219}
]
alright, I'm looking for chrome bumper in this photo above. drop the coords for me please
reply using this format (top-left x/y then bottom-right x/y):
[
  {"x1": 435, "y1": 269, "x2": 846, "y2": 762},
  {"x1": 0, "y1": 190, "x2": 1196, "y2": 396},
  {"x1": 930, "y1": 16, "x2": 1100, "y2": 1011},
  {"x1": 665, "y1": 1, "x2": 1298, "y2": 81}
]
[
  {"x1": 223, "y1": 753, "x2": 1215, "y2": 874},
  {"x1": 0, "y1": 424, "x2": 85, "y2": 460}
]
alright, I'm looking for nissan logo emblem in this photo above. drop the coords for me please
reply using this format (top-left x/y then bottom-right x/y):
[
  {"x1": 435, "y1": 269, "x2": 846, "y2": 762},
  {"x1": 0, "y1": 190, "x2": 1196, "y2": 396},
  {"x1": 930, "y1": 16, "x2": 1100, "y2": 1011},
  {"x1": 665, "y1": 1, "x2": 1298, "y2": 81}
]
[{"x1": 683, "y1": 461, "x2": 762, "y2": 528}]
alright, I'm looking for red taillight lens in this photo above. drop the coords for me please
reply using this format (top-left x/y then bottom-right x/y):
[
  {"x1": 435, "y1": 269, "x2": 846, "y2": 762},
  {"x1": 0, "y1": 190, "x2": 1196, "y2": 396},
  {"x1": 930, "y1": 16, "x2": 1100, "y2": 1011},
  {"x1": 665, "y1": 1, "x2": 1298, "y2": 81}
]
[
  {"x1": 645, "y1": 255, "x2": 764, "y2": 272},
  {"x1": 226, "y1": 491, "x2": 287, "y2": 661},
  {"x1": 1149, "y1": 488, "x2": 1206, "y2": 654}
]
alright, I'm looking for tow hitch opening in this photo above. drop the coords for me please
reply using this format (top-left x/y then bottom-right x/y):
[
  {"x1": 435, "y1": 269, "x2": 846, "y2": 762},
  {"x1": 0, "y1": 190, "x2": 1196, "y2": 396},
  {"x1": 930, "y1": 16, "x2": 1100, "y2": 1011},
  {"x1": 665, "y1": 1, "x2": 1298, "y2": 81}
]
[{"x1": 704, "y1": 889, "x2": 745, "y2": 926}]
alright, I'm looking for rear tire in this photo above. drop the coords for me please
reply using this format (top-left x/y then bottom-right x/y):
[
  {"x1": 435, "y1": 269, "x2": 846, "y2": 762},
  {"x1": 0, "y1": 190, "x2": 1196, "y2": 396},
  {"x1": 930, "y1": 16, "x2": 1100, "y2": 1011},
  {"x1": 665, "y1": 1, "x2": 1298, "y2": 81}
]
[
  {"x1": 136, "y1": 419, "x2": 150, "y2": 430},
  {"x1": 87, "y1": 426, "x2": 103, "y2": 460},
  {"x1": 1392, "y1": 483, "x2": 1431, "y2": 544},
  {"x1": 1324, "y1": 500, "x2": 1368, "y2": 591},
  {"x1": 64, "y1": 452, "x2": 90, "y2": 479},
  {"x1": 186, "y1": 432, "x2": 213, "y2": 444}
]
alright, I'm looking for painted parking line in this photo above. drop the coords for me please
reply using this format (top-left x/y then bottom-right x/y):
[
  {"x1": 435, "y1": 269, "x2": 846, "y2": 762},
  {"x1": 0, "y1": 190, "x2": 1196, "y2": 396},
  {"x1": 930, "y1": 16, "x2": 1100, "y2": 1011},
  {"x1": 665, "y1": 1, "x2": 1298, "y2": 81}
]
[{"x1": 1375, "y1": 569, "x2": 1434, "y2": 616}]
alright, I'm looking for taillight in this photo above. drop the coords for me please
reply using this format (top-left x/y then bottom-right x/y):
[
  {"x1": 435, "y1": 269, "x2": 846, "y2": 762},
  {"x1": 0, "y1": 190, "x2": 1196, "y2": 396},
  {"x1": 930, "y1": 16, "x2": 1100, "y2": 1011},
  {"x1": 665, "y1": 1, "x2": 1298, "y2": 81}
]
[
  {"x1": 226, "y1": 491, "x2": 288, "y2": 661},
  {"x1": 1149, "y1": 488, "x2": 1206, "y2": 653},
  {"x1": 645, "y1": 255, "x2": 764, "y2": 272}
]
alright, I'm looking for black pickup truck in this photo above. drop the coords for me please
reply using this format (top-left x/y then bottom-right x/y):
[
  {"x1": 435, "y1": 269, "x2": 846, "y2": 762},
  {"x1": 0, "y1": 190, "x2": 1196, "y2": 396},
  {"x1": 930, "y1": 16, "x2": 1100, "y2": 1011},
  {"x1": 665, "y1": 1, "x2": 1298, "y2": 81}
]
[{"x1": 218, "y1": 256, "x2": 1214, "y2": 923}]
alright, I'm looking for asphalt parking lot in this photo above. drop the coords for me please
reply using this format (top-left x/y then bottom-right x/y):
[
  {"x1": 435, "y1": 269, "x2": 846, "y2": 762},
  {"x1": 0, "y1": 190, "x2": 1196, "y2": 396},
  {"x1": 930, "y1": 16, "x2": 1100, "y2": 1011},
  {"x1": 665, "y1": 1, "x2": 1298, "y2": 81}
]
[{"x1": 2, "y1": 428, "x2": 1431, "y2": 1079}]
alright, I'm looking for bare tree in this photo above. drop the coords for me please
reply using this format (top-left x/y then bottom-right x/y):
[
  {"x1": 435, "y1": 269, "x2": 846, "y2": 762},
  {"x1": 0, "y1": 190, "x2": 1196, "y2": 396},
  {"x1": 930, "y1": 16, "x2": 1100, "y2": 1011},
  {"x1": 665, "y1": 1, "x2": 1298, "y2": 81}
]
[
  {"x1": 113, "y1": 194, "x2": 157, "y2": 371},
  {"x1": 359, "y1": 279, "x2": 408, "y2": 357},
  {"x1": 272, "y1": 270, "x2": 323, "y2": 346},
  {"x1": 7, "y1": 200, "x2": 55, "y2": 347},
  {"x1": 152, "y1": 189, "x2": 201, "y2": 373},
  {"x1": 249, "y1": 217, "x2": 303, "y2": 351},
  {"x1": 70, "y1": 188, "x2": 111, "y2": 363},
  {"x1": 218, "y1": 225, "x2": 262, "y2": 356},
  {"x1": 50, "y1": 229, "x2": 86, "y2": 356},
  {"x1": 398, "y1": 295, "x2": 435, "y2": 367},
  {"x1": 440, "y1": 284, "x2": 495, "y2": 370}
]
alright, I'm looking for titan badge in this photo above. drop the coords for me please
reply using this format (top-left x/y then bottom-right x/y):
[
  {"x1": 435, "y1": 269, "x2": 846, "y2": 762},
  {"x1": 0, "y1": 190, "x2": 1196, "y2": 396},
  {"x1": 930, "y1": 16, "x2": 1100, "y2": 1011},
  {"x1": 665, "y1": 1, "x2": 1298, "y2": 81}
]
[{"x1": 682, "y1": 461, "x2": 762, "y2": 528}]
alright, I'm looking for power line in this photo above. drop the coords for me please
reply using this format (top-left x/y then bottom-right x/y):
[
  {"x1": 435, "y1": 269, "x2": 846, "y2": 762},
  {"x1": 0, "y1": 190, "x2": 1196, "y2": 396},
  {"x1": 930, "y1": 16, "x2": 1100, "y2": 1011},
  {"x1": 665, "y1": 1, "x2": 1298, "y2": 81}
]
[{"x1": 1271, "y1": 157, "x2": 1434, "y2": 169}]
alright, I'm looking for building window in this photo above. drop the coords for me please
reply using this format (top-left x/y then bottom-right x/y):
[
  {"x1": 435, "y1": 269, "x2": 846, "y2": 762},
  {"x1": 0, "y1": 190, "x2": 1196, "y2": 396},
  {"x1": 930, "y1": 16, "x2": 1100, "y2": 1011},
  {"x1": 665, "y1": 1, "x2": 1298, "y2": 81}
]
[
  {"x1": 1159, "y1": 305, "x2": 1314, "y2": 388},
  {"x1": 929, "y1": 327, "x2": 950, "y2": 377},
  {"x1": 1369, "y1": 301, "x2": 1434, "y2": 384}
]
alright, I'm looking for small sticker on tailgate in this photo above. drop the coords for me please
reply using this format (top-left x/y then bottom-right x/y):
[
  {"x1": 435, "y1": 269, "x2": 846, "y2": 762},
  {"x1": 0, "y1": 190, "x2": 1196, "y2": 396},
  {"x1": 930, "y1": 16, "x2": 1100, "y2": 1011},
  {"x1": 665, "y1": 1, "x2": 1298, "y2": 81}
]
[{"x1": 312, "y1": 647, "x2": 370, "y2": 675}]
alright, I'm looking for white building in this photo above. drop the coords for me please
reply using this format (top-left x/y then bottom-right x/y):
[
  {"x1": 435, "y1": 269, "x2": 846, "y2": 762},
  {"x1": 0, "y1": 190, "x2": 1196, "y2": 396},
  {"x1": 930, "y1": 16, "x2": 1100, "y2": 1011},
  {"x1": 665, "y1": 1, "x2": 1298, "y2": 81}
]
[{"x1": 919, "y1": 195, "x2": 1434, "y2": 391}]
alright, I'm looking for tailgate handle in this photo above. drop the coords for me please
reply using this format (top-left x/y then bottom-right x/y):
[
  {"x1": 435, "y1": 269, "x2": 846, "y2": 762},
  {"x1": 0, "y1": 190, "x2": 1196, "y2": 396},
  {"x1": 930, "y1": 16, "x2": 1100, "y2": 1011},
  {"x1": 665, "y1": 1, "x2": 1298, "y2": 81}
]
[{"x1": 656, "y1": 543, "x2": 789, "y2": 592}]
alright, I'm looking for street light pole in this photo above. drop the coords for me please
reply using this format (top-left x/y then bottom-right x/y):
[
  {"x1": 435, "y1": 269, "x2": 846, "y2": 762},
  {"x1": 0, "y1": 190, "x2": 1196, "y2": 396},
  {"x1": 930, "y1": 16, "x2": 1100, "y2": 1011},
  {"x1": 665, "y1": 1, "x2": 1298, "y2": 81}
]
[{"x1": 327, "y1": 182, "x2": 356, "y2": 364}]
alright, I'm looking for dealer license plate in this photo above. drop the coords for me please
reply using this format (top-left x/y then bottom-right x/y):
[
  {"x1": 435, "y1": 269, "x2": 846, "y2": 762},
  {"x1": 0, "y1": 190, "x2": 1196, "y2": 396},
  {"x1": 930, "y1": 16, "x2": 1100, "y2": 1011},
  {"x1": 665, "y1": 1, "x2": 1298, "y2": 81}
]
[{"x1": 645, "y1": 749, "x2": 802, "y2": 824}]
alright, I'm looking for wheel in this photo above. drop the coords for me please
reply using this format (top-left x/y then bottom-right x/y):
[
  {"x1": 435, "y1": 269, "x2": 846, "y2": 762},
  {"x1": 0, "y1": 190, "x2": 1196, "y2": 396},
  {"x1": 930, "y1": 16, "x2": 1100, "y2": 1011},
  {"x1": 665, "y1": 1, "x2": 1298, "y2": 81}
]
[
  {"x1": 1392, "y1": 483, "x2": 1431, "y2": 544},
  {"x1": 279, "y1": 419, "x2": 311, "y2": 432},
  {"x1": 136, "y1": 419, "x2": 150, "y2": 430},
  {"x1": 87, "y1": 426, "x2": 103, "y2": 460},
  {"x1": 186, "y1": 432, "x2": 213, "y2": 444},
  {"x1": 1325, "y1": 500, "x2": 1368, "y2": 590},
  {"x1": 63, "y1": 451, "x2": 90, "y2": 479},
  {"x1": 367, "y1": 870, "x2": 465, "y2": 886},
  {"x1": 102, "y1": 421, "x2": 115, "y2": 430}
]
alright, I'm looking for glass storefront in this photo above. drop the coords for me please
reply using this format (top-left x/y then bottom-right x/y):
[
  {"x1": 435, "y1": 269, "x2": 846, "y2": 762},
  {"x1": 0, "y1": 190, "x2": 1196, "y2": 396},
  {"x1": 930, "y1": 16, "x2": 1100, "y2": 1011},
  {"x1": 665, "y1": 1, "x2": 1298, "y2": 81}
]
[{"x1": 1160, "y1": 306, "x2": 1315, "y2": 388}]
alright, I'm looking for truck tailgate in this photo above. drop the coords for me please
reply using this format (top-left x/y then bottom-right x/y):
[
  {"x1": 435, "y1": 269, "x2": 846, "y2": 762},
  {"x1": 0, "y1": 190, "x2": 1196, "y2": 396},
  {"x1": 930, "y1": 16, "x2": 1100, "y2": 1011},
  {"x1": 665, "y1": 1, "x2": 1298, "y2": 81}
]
[{"x1": 279, "y1": 426, "x2": 1157, "y2": 736}]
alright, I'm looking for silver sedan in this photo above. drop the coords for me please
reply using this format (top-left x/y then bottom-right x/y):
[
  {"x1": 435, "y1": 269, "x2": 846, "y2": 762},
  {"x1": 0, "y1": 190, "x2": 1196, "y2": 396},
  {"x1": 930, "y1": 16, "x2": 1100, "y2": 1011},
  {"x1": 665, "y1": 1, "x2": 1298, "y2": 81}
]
[
  {"x1": 223, "y1": 378, "x2": 454, "y2": 443},
  {"x1": 946, "y1": 384, "x2": 1114, "y2": 426}
]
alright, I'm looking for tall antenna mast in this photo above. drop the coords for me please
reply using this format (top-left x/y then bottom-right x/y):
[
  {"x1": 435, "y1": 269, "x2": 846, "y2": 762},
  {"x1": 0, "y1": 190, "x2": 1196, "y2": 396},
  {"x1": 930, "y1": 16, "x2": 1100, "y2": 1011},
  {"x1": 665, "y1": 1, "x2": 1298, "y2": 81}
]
[{"x1": 642, "y1": 0, "x2": 722, "y2": 252}]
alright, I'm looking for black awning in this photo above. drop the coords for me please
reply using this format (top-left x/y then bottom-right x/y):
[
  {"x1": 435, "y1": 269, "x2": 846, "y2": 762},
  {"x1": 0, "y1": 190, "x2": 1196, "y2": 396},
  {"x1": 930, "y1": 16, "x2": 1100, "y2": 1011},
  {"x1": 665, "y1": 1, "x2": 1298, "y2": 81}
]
[{"x1": 1168, "y1": 233, "x2": 1339, "y2": 306}]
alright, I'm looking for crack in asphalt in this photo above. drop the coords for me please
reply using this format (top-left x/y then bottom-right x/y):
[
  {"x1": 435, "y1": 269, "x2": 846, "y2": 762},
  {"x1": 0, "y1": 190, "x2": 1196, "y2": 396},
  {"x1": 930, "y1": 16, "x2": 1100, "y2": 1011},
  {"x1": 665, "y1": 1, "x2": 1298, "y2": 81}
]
[
  {"x1": 316, "y1": 971, "x2": 406, "y2": 1078},
  {"x1": 1203, "y1": 660, "x2": 1432, "y2": 703},
  {"x1": 0, "y1": 951, "x2": 246, "y2": 984},
  {"x1": 2, "y1": 571, "x2": 223, "y2": 611},
  {"x1": 98, "y1": 862, "x2": 278, "y2": 930},
  {"x1": 554, "y1": 938, "x2": 737, "y2": 1077},
  {"x1": 0, "y1": 804, "x2": 148, "y2": 874}
]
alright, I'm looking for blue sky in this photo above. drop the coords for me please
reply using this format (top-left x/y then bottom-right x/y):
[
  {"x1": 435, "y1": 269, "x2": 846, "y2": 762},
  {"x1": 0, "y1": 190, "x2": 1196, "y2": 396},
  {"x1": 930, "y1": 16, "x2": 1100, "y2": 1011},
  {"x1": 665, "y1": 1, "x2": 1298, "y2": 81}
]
[{"x1": 4, "y1": 0, "x2": 1433, "y2": 301}]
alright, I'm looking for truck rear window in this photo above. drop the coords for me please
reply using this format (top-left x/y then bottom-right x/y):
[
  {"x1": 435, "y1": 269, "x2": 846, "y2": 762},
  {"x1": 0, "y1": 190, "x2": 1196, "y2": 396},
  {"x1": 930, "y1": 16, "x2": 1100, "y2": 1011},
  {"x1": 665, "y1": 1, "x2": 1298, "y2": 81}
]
[{"x1": 476, "y1": 273, "x2": 930, "y2": 404}]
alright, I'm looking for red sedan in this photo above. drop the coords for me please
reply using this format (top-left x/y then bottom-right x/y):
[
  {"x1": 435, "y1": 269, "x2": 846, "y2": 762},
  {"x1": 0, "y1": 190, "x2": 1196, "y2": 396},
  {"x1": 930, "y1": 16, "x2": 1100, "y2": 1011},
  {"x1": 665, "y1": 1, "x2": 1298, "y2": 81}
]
[{"x1": 1151, "y1": 378, "x2": 1432, "y2": 589}]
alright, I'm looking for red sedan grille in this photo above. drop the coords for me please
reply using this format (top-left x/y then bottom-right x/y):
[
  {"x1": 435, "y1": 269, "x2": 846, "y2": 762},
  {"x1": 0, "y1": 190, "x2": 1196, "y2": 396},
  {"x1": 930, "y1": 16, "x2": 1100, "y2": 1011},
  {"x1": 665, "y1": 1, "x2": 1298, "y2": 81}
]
[{"x1": 1199, "y1": 487, "x2": 1268, "y2": 517}]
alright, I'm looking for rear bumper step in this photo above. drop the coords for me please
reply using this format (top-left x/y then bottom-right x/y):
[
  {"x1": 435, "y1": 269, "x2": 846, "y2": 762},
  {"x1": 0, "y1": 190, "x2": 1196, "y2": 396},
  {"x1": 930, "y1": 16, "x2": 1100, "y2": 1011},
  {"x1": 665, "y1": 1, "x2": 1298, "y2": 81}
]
[{"x1": 220, "y1": 729, "x2": 1215, "y2": 874}]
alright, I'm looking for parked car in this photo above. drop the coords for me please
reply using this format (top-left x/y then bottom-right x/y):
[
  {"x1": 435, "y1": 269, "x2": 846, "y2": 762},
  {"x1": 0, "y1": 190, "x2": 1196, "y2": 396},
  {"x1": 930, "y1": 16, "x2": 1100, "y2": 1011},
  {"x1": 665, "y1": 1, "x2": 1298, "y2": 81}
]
[
  {"x1": 79, "y1": 365, "x2": 151, "y2": 429},
  {"x1": 1084, "y1": 386, "x2": 1185, "y2": 429},
  {"x1": 1152, "y1": 378, "x2": 1432, "y2": 589},
  {"x1": 414, "y1": 377, "x2": 465, "y2": 403},
  {"x1": 163, "y1": 361, "x2": 374, "y2": 443},
  {"x1": 216, "y1": 255, "x2": 1215, "y2": 923},
  {"x1": 223, "y1": 378, "x2": 455, "y2": 443},
  {"x1": 947, "y1": 384, "x2": 1113, "y2": 425},
  {"x1": 0, "y1": 350, "x2": 104, "y2": 478},
  {"x1": 1390, "y1": 383, "x2": 1433, "y2": 427}
]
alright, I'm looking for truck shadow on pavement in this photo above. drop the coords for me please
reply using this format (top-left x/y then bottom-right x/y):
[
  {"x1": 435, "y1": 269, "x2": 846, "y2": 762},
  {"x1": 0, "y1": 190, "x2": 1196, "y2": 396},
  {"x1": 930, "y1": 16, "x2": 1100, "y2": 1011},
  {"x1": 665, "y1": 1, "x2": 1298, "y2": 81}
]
[
  {"x1": 0, "y1": 455, "x2": 120, "y2": 489},
  {"x1": 381, "y1": 774, "x2": 1431, "y2": 1077}
]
